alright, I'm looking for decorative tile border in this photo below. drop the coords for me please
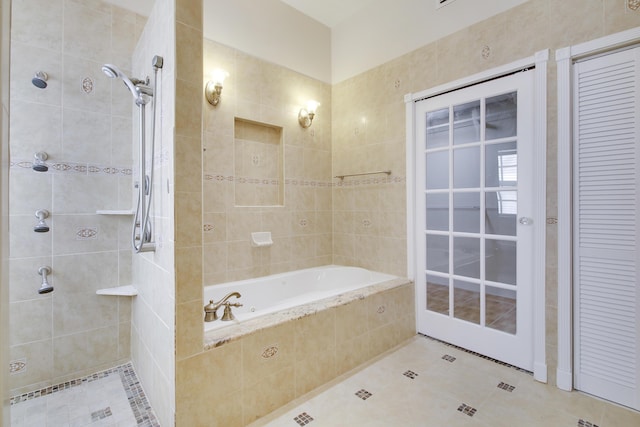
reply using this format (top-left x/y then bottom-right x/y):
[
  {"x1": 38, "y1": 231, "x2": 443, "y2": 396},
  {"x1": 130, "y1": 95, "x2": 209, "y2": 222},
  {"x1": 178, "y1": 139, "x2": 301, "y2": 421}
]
[
  {"x1": 10, "y1": 362, "x2": 160, "y2": 427},
  {"x1": 119, "y1": 364, "x2": 160, "y2": 426},
  {"x1": 203, "y1": 173, "x2": 406, "y2": 188},
  {"x1": 10, "y1": 159, "x2": 132, "y2": 177}
]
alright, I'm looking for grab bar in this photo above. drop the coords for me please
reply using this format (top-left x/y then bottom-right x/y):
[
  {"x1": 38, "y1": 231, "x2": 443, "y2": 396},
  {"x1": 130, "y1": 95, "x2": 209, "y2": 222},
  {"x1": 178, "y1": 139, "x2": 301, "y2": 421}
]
[{"x1": 334, "y1": 170, "x2": 391, "y2": 181}]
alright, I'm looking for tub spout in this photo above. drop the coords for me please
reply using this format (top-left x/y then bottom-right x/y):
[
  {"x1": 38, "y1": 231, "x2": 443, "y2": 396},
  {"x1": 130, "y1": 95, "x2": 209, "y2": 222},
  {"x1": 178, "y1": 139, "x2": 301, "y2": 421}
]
[{"x1": 204, "y1": 291, "x2": 241, "y2": 322}]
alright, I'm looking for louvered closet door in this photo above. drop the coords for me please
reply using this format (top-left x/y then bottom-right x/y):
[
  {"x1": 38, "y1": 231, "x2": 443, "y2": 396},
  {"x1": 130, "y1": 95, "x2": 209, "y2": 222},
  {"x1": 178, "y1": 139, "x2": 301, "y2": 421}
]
[{"x1": 573, "y1": 46, "x2": 640, "y2": 410}]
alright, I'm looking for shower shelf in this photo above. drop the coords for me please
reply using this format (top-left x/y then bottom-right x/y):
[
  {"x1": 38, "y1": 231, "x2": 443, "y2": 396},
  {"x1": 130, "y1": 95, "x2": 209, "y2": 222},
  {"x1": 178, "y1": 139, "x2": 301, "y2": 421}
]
[
  {"x1": 96, "y1": 210, "x2": 134, "y2": 215},
  {"x1": 96, "y1": 285, "x2": 138, "y2": 296}
]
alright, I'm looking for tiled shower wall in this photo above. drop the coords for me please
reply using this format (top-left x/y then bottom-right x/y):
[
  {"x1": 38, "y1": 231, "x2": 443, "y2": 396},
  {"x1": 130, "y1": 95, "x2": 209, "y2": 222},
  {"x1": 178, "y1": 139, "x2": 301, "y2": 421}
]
[
  {"x1": 1, "y1": 0, "x2": 10, "y2": 422},
  {"x1": 331, "y1": 0, "x2": 640, "y2": 387},
  {"x1": 201, "y1": 38, "x2": 332, "y2": 285},
  {"x1": 129, "y1": 0, "x2": 179, "y2": 426},
  {"x1": 8, "y1": 0, "x2": 145, "y2": 396}
]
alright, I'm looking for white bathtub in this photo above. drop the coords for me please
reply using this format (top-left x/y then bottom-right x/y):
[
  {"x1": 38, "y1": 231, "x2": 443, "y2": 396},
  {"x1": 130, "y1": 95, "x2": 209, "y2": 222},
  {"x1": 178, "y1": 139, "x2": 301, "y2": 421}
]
[{"x1": 204, "y1": 265, "x2": 397, "y2": 333}]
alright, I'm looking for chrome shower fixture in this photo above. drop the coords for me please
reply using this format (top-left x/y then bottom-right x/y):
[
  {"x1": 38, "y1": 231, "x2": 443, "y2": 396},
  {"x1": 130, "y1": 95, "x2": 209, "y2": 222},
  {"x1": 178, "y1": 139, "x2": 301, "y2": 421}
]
[
  {"x1": 37, "y1": 266, "x2": 53, "y2": 294},
  {"x1": 32, "y1": 71, "x2": 48, "y2": 89},
  {"x1": 101, "y1": 63, "x2": 152, "y2": 105},
  {"x1": 32, "y1": 152, "x2": 48, "y2": 172},
  {"x1": 34, "y1": 209, "x2": 50, "y2": 232}
]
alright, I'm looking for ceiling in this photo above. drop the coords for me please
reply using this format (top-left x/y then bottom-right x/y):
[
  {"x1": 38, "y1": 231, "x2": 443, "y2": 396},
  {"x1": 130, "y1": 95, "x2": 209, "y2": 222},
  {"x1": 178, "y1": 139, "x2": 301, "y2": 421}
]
[{"x1": 279, "y1": 0, "x2": 377, "y2": 28}]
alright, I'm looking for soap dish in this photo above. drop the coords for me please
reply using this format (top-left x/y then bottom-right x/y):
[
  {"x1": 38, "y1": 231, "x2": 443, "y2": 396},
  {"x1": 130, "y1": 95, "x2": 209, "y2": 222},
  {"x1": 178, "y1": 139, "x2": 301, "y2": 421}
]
[{"x1": 251, "y1": 231, "x2": 273, "y2": 247}]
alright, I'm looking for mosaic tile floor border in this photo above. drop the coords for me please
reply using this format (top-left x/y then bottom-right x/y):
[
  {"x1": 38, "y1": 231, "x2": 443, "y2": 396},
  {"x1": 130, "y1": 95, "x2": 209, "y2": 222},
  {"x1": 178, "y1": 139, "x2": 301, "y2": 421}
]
[{"x1": 10, "y1": 362, "x2": 160, "y2": 427}]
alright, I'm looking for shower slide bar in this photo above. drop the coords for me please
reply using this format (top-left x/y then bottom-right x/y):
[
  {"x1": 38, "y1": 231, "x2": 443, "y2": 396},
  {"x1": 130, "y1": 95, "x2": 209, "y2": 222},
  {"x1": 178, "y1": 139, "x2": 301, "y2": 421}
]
[{"x1": 334, "y1": 170, "x2": 392, "y2": 181}]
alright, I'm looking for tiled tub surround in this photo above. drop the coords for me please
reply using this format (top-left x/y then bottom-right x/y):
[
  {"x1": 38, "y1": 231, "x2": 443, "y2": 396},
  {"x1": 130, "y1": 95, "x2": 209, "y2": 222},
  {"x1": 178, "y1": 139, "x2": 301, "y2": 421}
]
[
  {"x1": 177, "y1": 278, "x2": 414, "y2": 425},
  {"x1": 204, "y1": 265, "x2": 397, "y2": 334},
  {"x1": 202, "y1": 38, "x2": 333, "y2": 286}
]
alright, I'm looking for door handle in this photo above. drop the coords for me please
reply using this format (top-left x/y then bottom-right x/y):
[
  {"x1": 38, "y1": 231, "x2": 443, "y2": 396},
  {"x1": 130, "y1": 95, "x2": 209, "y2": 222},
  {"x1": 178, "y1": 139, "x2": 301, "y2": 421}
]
[{"x1": 519, "y1": 217, "x2": 533, "y2": 225}]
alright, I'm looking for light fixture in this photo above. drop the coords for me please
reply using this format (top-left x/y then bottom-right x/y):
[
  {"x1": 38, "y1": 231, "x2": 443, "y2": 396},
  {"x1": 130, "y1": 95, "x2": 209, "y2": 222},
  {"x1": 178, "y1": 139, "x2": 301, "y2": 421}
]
[
  {"x1": 298, "y1": 100, "x2": 320, "y2": 128},
  {"x1": 205, "y1": 69, "x2": 229, "y2": 106}
]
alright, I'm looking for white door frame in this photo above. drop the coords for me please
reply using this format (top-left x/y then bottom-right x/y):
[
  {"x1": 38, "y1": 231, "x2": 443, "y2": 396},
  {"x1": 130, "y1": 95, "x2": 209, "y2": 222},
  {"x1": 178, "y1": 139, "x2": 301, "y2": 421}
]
[
  {"x1": 405, "y1": 50, "x2": 549, "y2": 383},
  {"x1": 556, "y1": 26, "x2": 640, "y2": 392}
]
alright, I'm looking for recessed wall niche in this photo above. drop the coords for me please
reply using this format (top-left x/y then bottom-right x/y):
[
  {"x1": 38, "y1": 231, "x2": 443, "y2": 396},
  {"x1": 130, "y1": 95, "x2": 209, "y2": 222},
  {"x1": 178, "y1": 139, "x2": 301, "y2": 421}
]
[{"x1": 234, "y1": 118, "x2": 284, "y2": 206}]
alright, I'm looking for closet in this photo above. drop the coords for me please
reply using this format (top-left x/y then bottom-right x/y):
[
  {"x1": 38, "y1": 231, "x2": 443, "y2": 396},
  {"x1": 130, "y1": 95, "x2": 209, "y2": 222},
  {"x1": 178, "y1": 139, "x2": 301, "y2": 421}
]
[{"x1": 573, "y1": 45, "x2": 640, "y2": 410}]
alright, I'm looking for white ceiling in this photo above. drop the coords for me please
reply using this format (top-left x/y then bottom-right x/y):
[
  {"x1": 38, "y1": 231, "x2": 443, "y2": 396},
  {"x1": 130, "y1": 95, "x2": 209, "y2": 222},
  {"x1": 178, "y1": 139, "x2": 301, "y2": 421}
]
[{"x1": 279, "y1": 0, "x2": 377, "y2": 27}]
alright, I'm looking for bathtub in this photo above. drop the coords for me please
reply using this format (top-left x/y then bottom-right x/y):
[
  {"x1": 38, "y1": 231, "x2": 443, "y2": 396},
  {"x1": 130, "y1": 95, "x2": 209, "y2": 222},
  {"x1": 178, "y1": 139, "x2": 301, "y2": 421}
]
[
  {"x1": 204, "y1": 265, "x2": 397, "y2": 334},
  {"x1": 195, "y1": 265, "x2": 415, "y2": 422}
]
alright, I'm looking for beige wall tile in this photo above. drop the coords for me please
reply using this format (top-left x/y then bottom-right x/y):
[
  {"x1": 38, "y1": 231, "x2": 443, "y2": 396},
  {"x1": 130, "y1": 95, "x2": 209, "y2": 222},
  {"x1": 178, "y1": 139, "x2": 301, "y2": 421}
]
[
  {"x1": 9, "y1": 339, "x2": 53, "y2": 392},
  {"x1": 175, "y1": 191, "x2": 202, "y2": 247},
  {"x1": 10, "y1": 0, "x2": 62, "y2": 51},
  {"x1": 176, "y1": 300, "x2": 204, "y2": 360},
  {"x1": 243, "y1": 366, "x2": 295, "y2": 425},
  {"x1": 242, "y1": 321, "x2": 295, "y2": 387},
  {"x1": 176, "y1": 0, "x2": 202, "y2": 30},
  {"x1": 10, "y1": 298, "x2": 52, "y2": 344},
  {"x1": 62, "y1": 0, "x2": 110, "y2": 62},
  {"x1": 176, "y1": 22, "x2": 202, "y2": 84},
  {"x1": 176, "y1": 245, "x2": 203, "y2": 304},
  {"x1": 9, "y1": 101, "x2": 62, "y2": 160},
  {"x1": 175, "y1": 78, "x2": 202, "y2": 139}
]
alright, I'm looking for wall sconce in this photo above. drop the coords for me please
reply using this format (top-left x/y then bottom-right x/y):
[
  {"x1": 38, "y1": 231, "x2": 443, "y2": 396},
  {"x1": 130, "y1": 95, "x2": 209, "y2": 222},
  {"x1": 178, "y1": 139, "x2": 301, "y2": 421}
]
[
  {"x1": 205, "y1": 69, "x2": 229, "y2": 106},
  {"x1": 298, "y1": 100, "x2": 320, "y2": 128}
]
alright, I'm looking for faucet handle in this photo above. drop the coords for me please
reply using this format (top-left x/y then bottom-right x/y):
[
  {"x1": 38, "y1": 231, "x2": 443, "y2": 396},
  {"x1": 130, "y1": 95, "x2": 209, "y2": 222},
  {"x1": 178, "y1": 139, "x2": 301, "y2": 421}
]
[{"x1": 221, "y1": 301, "x2": 241, "y2": 321}]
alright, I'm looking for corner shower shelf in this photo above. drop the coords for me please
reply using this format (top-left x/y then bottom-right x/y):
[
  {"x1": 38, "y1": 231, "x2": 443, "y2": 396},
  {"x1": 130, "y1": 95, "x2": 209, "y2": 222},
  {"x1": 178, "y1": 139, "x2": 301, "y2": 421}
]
[
  {"x1": 96, "y1": 210, "x2": 134, "y2": 215},
  {"x1": 96, "y1": 285, "x2": 138, "y2": 296}
]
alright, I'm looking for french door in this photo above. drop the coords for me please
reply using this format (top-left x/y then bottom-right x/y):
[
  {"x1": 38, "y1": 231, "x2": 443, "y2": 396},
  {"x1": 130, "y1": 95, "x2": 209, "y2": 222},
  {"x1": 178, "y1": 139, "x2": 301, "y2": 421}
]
[{"x1": 415, "y1": 70, "x2": 535, "y2": 370}]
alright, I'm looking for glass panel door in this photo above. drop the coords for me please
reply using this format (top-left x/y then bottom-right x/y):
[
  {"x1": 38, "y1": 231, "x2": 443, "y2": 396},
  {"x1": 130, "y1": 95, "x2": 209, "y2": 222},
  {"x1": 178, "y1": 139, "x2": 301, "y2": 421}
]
[{"x1": 416, "y1": 70, "x2": 535, "y2": 370}]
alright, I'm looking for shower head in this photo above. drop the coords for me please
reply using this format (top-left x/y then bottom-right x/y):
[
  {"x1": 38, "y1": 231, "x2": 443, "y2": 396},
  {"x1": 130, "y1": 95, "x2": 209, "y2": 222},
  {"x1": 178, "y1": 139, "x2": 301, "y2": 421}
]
[
  {"x1": 32, "y1": 152, "x2": 49, "y2": 172},
  {"x1": 32, "y1": 71, "x2": 48, "y2": 89},
  {"x1": 102, "y1": 63, "x2": 145, "y2": 102},
  {"x1": 101, "y1": 64, "x2": 118, "y2": 79},
  {"x1": 34, "y1": 209, "x2": 50, "y2": 233},
  {"x1": 37, "y1": 266, "x2": 53, "y2": 294}
]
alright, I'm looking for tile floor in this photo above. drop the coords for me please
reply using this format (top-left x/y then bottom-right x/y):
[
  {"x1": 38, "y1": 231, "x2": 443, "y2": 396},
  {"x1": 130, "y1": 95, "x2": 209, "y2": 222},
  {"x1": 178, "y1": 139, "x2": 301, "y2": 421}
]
[
  {"x1": 10, "y1": 363, "x2": 160, "y2": 427},
  {"x1": 250, "y1": 335, "x2": 640, "y2": 427}
]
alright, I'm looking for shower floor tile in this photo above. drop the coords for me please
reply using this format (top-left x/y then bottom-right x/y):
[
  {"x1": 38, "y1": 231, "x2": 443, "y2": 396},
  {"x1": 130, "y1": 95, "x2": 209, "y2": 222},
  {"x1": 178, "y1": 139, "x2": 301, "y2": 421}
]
[
  {"x1": 10, "y1": 362, "x2": 159, "y2": 427},
  {"x1": 250, "y1": 335, "x2": 640, "y2": 427}
]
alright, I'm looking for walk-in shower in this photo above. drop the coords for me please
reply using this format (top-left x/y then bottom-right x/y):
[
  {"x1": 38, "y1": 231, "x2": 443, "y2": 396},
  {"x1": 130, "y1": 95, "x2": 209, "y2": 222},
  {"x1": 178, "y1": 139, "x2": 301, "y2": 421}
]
[{"x1": 102, "y1": 56, "x2": 163, "y2": 253}]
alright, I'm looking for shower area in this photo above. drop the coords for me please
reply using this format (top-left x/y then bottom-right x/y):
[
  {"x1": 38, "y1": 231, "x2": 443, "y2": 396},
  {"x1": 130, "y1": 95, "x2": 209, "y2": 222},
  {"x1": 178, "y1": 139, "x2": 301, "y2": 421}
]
[{"x1": 7, "y1": 0, "x2": 178, "y2": 425}]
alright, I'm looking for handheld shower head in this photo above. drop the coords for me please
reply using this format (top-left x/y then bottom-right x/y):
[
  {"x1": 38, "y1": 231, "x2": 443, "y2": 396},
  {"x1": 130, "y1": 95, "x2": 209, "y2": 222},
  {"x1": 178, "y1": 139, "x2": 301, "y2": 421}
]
[
  {"x1": 102, "y1": 63, "x2": 145, "y2": 102},
  {"x1": 101, "y1": 64, "x2": 118, "y2": 79}
]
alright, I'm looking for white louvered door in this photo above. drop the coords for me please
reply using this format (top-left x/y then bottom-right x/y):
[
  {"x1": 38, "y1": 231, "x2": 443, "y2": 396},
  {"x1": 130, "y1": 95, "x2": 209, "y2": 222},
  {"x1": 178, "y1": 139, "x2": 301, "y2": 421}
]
[{"x1": 573, "y1": 46, "x2": 640, "y2": 410}]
